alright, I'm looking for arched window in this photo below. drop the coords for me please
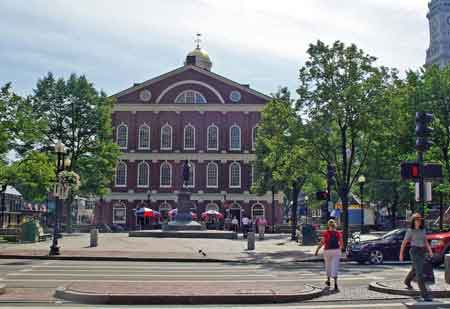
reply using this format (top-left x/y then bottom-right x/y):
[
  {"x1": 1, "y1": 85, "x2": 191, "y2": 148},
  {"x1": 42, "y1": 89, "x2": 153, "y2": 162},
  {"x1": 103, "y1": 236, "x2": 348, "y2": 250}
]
[
  {"x1": 175, "y1": 90, "x2": 207, "y2": 104},
  {"x1": 116, "y1": 123, "x2": 128, "y2": 149},
  {"x1": 229, "y1": 125, "x2": 241, "y2": 151},
  {"x1": 183, "y1": 124, "x2": 195, "y2": 150},
  {"x1": 161, "y1": 124, "x2": 172, "y2": 150},
  {"x1": 138, "y1": 124, "x2": 150, "y2": 150},
  {"x1": 207, "y1": 124, "x2": 219, "y2": 150},
  {"x1": 252, "y1": 126, "x2": 258, "y2": 150},
  {"x1": 115, "y1": 162, "x2": 127, "y2": 187},
  {"x1": 186, "y1": 163, "x2": 195, "y2": 188},
  {"x1": 206, "y1": 162, "x2": 218, "y2": 188},
  {"x1": 229, "y1": 162, "x2": 241, "y2": 188},
  {"x1": 137, "y1": 161, "x2": 150, "y2": 188},
  {"x1": 251, "y1": 203, "x2": 265, "y2": 219},
  {"x1": 160, "y1": 162, "x2": 172, "y2": 187}
]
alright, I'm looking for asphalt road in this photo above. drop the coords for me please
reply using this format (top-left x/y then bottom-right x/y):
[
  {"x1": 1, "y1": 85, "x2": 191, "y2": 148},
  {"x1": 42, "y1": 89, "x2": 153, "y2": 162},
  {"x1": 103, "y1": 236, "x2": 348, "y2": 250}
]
[{"x1": 0, "y1": 258, "x2": 446, "y2": 308}]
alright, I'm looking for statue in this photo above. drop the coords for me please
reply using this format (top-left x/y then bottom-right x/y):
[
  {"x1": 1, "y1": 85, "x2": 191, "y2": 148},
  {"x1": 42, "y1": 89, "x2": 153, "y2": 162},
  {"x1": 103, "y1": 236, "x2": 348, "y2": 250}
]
[{"x1": 182, "y1": 160, "x2": 190, "y2": 188}]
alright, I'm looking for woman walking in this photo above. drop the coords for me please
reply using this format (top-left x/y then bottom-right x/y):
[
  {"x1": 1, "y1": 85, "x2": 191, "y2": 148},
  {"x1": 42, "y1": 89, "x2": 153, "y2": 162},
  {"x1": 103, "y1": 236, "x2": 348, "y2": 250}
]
[
  {"x1": 399, "y1": 213, "x2": 433, "y2": 302},
  {"x1": 315, "y1": 219, "x2": 343, "y2": 291}
]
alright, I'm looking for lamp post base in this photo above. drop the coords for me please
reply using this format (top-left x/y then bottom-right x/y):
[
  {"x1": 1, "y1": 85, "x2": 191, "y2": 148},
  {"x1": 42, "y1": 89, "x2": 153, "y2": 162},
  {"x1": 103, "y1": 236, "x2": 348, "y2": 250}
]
[{"x1": 49, "y1": 245, "x2": 60, "y2": 256}]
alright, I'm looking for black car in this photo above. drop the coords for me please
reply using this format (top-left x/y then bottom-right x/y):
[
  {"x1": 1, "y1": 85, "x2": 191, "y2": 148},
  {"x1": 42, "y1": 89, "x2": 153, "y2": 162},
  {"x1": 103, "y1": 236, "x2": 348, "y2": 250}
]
[{"x1": 347, "y1": 229, "x2": 410, "y2": 265}]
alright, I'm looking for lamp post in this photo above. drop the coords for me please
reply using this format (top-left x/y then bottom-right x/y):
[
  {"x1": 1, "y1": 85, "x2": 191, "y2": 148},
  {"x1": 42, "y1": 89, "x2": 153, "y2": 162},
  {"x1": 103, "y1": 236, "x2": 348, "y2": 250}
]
[
  {"x1": 358, "y1": 175, "x2": 366, "y2": 234},
  {"x1": 304, "y1": 195, "x2": 309, "y2": 224},
  {"x1": 49, "y1": 142, "x2": 66, "y2": 256},
  {"x1": 147, "y1": 190, "x2": 151, "y2": 207}
]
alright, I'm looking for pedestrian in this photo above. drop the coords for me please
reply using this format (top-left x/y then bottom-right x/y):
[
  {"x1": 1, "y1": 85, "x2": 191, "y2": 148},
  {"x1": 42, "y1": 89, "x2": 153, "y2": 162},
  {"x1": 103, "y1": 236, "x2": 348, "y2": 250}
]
[
  {"x1": 314, "y1": 219, "x2": 343, "y2": 291},
  {"x1": 399, "y1": 213, "x2": 433, "y2": 302},
  {"x1": 256, "y1": 216, "x2": 267, "y2": 240},
  {"x1": 242, "y1": 216, "x2": 250, "y2": 238},
  {"x1": 231, "y1": 216, "x2": 238, "y2": 233},
  {"x1": 224, "y1": 216, "x2": 231, "y2": 231}
]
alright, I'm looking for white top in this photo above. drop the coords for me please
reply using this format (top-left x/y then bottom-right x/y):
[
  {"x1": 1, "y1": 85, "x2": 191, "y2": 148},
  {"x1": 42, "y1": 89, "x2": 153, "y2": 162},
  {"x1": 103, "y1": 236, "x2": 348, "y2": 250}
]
[{"x1": 242, "y1": 217, "x2": 250, "y2": 225}]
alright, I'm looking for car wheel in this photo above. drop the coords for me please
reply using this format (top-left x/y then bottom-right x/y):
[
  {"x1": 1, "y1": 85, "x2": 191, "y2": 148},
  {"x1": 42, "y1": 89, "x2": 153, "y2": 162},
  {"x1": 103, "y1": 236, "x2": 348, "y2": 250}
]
[{"x1": 369, "y1": 250, "x2": 384, "y2": 265}]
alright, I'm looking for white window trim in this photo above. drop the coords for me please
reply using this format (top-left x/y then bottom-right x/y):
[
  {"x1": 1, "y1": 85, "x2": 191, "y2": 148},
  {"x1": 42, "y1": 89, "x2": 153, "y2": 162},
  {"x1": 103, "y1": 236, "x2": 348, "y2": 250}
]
[
  {"x1": 229, "y1": 162, "x2": 241, "y2": 188},
  {"x1": 115, "y1": 162, "x2": 127, "y2": 188},
  {"x1": 138, "y1": 124, "x2": 151, "y2": 150},
  {"x1": 160, "y1": 123, "x2": 173, "y2": 150},
  {"x1": 137, "y1": 161, "x2": 150, "y2": 188},
  {"x1": 207, "y1": 124, "x2": 219, "y2": 151},
  {"x1": 183, "y1": 124, "x2": 196, "y2": 150},
  {"x1": 175, "y1": 90, "x2": 207, "y2": 104},
  {"x1": 186, "y1": 163, "x2": 195, "y2": 188},
  {"x1": 156, "y1": 80, "x2": 225, "y2": 104},
  {"x1": 229, "y1": 125, "x2": 241, "y2": 151},
  {"x1": 160, "y1": 161, "x2": 172, "y2": 188},
  {"x1": 252, "y1": 126, "x2": 258, "y2": 151},
  {"x1": 116, "y1": 123, "x2": 128, "y2": 150},
  {"x1": 251, "y1": 203, "x2": 265, "y2": 219},
  {"x1": 112, "y1": 205, "x2": 127, "y2": 224},
  {"x1": 206, "y1": 162, "x2": 219, "y2": 188}
]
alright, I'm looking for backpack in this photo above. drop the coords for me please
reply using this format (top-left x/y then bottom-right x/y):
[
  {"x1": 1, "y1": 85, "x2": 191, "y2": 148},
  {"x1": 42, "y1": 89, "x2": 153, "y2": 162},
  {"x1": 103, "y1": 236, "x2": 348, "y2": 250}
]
[{"x1": 327, "y1": 231, "x2": 340, "y2": 249}]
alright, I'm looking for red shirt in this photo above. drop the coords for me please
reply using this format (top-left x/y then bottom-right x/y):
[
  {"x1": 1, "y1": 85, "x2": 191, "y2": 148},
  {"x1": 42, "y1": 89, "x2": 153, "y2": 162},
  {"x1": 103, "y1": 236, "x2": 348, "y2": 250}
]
[{"x1": 322, "y1": 230, "x2": 342, "y2": 250}]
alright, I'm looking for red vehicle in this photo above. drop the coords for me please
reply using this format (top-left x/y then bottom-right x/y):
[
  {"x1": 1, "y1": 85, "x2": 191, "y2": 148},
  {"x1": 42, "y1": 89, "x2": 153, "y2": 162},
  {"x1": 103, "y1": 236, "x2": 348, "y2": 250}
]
[{"x1": 427, "y1": 231, "x2": 450, "y2": 265}]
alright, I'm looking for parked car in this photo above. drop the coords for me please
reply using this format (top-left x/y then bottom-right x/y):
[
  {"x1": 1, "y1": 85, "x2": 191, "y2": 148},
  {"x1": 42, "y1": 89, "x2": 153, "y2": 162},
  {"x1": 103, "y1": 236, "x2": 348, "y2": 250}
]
[
  {"x1": 347, "y1": 228, "x2": 450, "y2": 265},
  {"x1": 347, "y1": 229, "x2": 410, "y2": 264}
]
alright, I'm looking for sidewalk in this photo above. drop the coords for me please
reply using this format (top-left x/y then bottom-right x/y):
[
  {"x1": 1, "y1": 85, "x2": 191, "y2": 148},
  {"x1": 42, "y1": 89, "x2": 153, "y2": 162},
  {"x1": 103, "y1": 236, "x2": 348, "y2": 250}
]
[{"x1": 0, "y1": 233, "x2": 322, "y2": 263}]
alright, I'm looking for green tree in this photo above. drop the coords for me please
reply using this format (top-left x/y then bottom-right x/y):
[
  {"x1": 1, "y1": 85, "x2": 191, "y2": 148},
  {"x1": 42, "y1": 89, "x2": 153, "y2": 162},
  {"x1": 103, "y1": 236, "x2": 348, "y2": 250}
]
[{"x1": 296, "y1": 41, "x2": 396, "y2": 247}]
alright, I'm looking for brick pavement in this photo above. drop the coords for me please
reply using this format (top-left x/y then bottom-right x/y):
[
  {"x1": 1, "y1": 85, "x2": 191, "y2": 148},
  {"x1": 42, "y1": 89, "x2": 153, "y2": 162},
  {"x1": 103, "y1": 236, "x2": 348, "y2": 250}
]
[{"x1": 0, "y1": 233, "x2": 319, "y2": 263}]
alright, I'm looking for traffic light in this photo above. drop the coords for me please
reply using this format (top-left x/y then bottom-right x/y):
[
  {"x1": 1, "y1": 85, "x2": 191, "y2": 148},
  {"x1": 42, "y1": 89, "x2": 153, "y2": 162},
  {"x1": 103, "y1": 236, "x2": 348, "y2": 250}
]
[
  {"x1": 316, "y1": 191, "x2": 329, "y2": 200},
  {"x1": 401, "y1": 162, "x2": 420, "y2": 180},
  {"x1": 327, "y1": 164, "x2": 336, "y2": 186},
  {"x1": 415, "y1": 112, "x2": 433, "y2": 152}
]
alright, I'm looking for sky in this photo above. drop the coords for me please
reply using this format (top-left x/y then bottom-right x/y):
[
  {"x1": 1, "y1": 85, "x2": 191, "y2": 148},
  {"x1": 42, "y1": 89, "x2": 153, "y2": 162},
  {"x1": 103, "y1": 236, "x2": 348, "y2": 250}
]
[{"x1": 0, "y1": 0, "x2": 429, "y2": 97}]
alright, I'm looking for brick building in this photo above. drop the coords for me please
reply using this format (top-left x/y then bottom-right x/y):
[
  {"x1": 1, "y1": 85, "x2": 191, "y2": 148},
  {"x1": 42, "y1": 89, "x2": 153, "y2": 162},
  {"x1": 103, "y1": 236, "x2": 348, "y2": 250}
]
[{"x1": 97, "y1": 41, "x2": 283, "y2": 229}]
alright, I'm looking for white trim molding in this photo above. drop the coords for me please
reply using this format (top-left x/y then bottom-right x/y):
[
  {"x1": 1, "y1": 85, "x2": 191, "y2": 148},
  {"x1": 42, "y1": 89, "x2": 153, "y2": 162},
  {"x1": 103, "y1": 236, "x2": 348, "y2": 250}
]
[
  {"x1": 138, "y1": 123, "x2": 151, "y2": 150},
  {"x1": 159, "y1": 161, "x2": 172, "y2": 188},
  {"x1": 115, "y1": 161, "x2": 127, "y2": 188},
  {"x1": 229, "y1": 161, "x2": 241, "y2": 188},
  {"x1": 119, "y1": 152, "x2": 256, "y2": 162},
  {"x1": 116, "y1": 123, "x2": 128, "y2": 150},
  {"x1": 113, "y1": 103, "x2": 265, "y2": 113},
  {"x1": 229, "y1": 124, "x2": 241, "y2": 151},
  {"x1": 206, "y1": 161, "x2": 219, "y2": 188},
  {"x1": 136, "y1": 161, "x2": 150, "y2": 188},
  {"x1": 156, "y1": 80, "x2": 225, "y2": 104},
  {"x1": 207, "y1": 123, "x2": 219, "y2": 151},
  {"x1": 160, "y1": 123, "x2": 173, "y2": 150},
  {"x1": 183, "y1": 123, "x2": 196, "y2": 150}
]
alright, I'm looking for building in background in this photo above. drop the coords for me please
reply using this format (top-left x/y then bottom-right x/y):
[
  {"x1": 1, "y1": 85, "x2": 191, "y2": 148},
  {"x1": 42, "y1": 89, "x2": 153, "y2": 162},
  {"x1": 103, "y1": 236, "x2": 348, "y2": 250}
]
[
  {"x1": 426, "y1": 0, "x2": 450, "y2": 67},
  {"x1": 96, "y1": 37, "x2": 283, "y2": 229}
]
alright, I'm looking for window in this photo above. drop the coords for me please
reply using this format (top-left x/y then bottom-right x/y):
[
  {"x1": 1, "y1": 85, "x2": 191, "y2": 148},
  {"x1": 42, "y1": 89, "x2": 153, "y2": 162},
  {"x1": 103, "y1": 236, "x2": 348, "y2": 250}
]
[
  {"x1": 116, "y1": 124, "x2": 128, "y2": 149},
  {"x1": 115, "y1": 162, "x2": 127, "y2": 187},
  {"x1": 207, "y1": 124, "x2": 219, "y2": 150},
  {"x1": 252, "y1": 126, "x2": 258, "y2": 150},
  {"x1": 138, "y1": 124, "x2": 150, "y2": 150},
  {"x1": 229, "y1": 162, "x2": 241, "y2": 188},
  {"x1": 251, "y1": 203, "x2": 265, "y2": 219},
  {"x1": 160, "y1": 162, "x2": 172, "y2": 187},
  {"x1": 161, "y1": 124, "x2": 172, "y2": 150},
  {"x1": 186, "y1": 163, "x2": 195, "y2": 188},
  {"x1": 175, "y1": 90, "x2": 207, "y2": 104},
  {"x1": 184, "y1": 124, "x2": 195, "y2": 150},
  {"x1": 206, "y1": 162, "x2": 218, "y2": 188},
  {"x1": 137, "y1": 161, "x2": 150, "y2": 188},
  {"x1": 113, "y1": 204, "x2": 127, "y2": 224},
  {"x1": 230, "y1": 125, "x2": 241, "y2": 150}
]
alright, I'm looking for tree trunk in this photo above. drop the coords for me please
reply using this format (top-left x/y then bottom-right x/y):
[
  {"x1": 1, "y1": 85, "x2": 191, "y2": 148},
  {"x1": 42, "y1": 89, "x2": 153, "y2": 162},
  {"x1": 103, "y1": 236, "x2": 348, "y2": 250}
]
[
  {"x1": 340, "y1": 187, "x2": 349, "y2": 249},
  {"x1": 340, "y1": 126, "x2": 350, "y2": 249},
  {"x1": 271, "y1": 186, "x2": 275, "y2": 232},
  {"x1": 291, "y1": 183, "x2": 300, "y2": 241}
]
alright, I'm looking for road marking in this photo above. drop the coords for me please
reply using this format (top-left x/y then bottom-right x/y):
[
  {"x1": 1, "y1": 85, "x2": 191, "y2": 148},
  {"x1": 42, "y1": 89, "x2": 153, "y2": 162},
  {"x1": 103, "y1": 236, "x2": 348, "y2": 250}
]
[{"x1": 6, "y1": 273, "x2": 274, "y2": 278}]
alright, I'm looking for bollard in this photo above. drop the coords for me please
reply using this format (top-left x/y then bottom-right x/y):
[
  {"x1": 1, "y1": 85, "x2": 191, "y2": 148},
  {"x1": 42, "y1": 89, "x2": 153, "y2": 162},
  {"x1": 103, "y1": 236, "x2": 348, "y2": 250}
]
[
  {"x1": 247, "y1": 232, "x2": 255, "y2": 250},
  {"x1": 90, "y1": 228, "x2": 98, "y2": 248},
  {"x1": 445, "y1": 254, "x2": 450, "y2": 284}
]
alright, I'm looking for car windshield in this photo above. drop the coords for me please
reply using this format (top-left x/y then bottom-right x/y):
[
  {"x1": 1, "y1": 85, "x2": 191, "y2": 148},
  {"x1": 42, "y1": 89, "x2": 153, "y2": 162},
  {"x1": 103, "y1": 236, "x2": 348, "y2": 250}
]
[{"x1": 381, "y1": 229, "x2": 403, "y2": 240}]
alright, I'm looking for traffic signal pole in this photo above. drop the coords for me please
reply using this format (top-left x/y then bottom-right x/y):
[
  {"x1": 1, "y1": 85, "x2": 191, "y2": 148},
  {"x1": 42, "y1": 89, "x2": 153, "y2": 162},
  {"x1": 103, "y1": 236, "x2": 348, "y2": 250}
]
[{"x1": 418, "y1": 150, "x2": 425, "y2": 216}]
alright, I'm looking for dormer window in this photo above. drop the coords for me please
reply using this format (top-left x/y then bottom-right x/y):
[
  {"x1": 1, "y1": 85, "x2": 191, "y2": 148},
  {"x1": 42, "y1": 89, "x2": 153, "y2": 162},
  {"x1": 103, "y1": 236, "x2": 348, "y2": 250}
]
[{"x1": 175, "y1": 90, "x2": 207, "y2": 104}]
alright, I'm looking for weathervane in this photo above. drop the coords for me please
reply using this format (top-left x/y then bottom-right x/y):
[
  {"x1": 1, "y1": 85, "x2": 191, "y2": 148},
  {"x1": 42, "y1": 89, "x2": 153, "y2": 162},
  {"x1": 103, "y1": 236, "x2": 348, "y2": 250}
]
[{"x1": 195, "y1": 33, "x2": 202, "y2": 49}]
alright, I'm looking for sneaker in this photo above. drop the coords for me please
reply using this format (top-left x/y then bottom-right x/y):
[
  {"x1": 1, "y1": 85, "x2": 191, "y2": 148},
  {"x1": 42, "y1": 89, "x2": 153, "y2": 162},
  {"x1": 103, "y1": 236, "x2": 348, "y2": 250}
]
[
  {"x1": 334, "y1": 283, "x2": 339, "y2": 291},
  {"x1": 405, "y1": 283, "x2": 413, "y2": 290},
  {"x1": 325, "y1": 280, "x2": 330, "y2": 287}
]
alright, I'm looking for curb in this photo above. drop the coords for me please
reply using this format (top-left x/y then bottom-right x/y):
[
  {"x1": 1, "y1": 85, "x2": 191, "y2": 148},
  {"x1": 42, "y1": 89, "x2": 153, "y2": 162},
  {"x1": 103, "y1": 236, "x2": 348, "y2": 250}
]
[
  {"x1": 54, "y1": 285, "x2": 324, "y2": 305},
  {"x1": 0, "y1": 254, "x2": 233, "y2": 264},
  {"x1": 369, "y1": 281, "x2": 450, "y2": 298}
]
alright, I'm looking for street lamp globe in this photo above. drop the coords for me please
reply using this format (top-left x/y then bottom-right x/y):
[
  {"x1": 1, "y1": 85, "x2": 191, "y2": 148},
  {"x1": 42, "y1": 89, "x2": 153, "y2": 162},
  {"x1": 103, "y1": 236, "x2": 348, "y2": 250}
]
[
  {"x1": 64, "y1": 158, "x2": 71, "y2": 168},
  {"x1": 54, "y1": 142, "x2": 65, "y2": 154},
  {"x1": 358, "y1": 175, "x2": 366, "y2": 184}
]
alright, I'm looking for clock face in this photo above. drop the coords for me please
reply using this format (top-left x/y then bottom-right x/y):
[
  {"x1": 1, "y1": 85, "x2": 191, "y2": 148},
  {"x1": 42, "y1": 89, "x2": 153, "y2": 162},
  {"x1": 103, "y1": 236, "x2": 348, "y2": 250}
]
[
  {"x1": 139, "y1": 89, "x2": 152, "y2": 102},
  {"x1": 230, "y1": 90, "x2": 241, "y2": 103}
]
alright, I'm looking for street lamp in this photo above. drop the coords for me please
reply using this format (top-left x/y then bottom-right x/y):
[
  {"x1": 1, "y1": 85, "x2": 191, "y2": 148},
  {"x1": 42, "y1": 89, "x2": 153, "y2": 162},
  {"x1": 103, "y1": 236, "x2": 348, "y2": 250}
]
[
  {"x1": 49, "y1": 142, "x2": 66, "y2": 256},
  {"x1": 358, "y1": 175, "x2": 366, "y2": 234}
]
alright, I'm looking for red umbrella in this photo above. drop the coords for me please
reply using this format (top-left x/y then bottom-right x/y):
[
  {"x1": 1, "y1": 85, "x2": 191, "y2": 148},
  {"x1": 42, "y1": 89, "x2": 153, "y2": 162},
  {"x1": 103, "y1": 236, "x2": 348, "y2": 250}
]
[{"x1": 201, "y1": 210, "x2": 224, "y2": 220}]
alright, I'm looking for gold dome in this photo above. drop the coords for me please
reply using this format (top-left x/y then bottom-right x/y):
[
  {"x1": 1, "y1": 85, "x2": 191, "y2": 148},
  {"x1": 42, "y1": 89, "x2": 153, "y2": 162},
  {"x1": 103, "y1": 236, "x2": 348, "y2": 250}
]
[{"x1": 185, "y1": 47, "x2": 212, "y2": 71}]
